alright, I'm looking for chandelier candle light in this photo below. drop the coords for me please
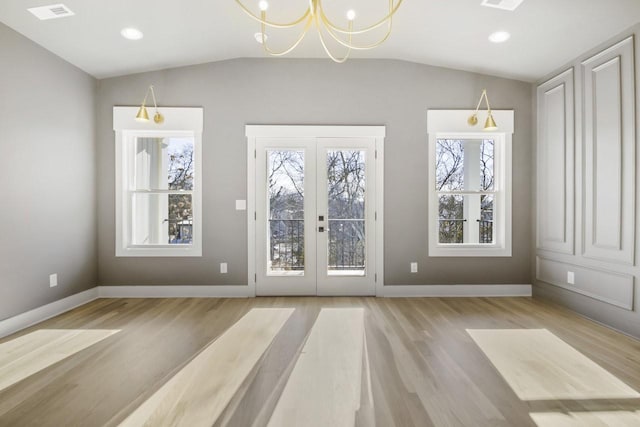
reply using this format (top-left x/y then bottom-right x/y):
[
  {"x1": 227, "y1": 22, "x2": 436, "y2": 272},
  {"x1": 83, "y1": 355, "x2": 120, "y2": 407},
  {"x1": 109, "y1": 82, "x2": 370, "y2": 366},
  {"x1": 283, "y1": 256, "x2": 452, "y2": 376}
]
[
  {"x1": 235, "y1": 0, "x2": 403, "y2": 63},
  {"x1": 468, "y1": 89, "x2": 498, "y2": 131},
  {"x1": 135, "y1": 85, "x2": 164, "y2": 124}
]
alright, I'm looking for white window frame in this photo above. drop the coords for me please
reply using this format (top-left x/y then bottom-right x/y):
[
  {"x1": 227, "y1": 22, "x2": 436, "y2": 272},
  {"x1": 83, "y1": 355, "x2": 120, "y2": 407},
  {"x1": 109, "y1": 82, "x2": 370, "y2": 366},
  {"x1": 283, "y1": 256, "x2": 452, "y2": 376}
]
[
  {"x1": 114, "y1": 107, "x2": 203, "y2": 257},
  {"x1": 427, "y1": 110, "x2": 514, "y2": 257}
]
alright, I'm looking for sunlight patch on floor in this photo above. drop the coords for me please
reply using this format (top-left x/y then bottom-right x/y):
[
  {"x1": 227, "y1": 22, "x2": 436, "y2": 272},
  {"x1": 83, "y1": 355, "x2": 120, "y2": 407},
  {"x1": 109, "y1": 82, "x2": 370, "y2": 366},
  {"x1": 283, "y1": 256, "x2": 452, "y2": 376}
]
[
  {"x1": 267, "y1": 308, "x2": 367, "y2": 427},
  {"x1": 0, "y1": 329, "x2": 120, "y2": 392},
  {"x1": 466, "y1": 329, "x2": 640, "y2": 401},
  {"x1": 119, "y1": 308, "x2": 294, "y2": 427},
  {"x1": 531, "y1": 410, "x2": 640, "y2": 426}
]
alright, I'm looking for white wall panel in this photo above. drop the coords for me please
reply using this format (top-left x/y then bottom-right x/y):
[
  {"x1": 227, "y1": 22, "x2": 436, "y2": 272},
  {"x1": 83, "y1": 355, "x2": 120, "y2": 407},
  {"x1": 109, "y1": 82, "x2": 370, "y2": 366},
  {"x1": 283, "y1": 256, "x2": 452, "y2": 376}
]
[
  {"x1": 537, "y1": 69, "x2": 575, "y2": 254},
  {"x1": 537, "y1": 257, "x2": 634, "y2": 310},
  {"x1": 582, "y1": 36, "x2": 636, "y2": 265}
]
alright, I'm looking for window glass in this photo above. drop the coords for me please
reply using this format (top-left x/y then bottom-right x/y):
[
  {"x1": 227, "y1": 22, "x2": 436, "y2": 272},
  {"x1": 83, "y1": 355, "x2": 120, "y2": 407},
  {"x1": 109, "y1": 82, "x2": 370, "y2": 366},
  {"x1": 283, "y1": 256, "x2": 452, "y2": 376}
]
[
  {"x1": 436, "y1": 139, "x2": 465, "y2": 191},
  {"x1": 134, "y1": 137, "x2": 194, "y2": 191},
  {"x1": 268, "y1": 150, "x2": 305, "y2": 272},
  {"x1": 435, "y1": 139, "x2": 498, "y2": 245}
]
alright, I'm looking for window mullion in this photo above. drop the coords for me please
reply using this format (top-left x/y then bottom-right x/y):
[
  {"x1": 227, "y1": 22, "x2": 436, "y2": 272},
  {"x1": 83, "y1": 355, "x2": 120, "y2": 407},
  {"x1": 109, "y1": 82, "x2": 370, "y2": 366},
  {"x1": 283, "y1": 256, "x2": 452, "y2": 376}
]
[
  {"x1": 436, "y1": 191, "x2": 497, "y2": 195},
  {"x1": 130, "y1": 190, "x2": 194, "y2": 194}
]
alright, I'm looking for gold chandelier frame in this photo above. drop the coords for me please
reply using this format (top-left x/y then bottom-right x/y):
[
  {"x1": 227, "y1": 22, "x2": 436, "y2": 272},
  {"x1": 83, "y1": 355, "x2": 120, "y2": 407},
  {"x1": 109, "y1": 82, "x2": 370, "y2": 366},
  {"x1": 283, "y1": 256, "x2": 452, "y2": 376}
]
[{"x1": 235, "y1": 0, "x2": 403, "y2": 63}]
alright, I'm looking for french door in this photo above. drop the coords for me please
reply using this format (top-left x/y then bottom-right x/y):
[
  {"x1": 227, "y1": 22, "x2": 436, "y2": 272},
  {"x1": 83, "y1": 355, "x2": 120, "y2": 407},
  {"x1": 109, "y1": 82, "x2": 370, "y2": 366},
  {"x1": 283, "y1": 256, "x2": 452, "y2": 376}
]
[{"x1": 250, "y1": 128, "x2": 383, "y2": 296}]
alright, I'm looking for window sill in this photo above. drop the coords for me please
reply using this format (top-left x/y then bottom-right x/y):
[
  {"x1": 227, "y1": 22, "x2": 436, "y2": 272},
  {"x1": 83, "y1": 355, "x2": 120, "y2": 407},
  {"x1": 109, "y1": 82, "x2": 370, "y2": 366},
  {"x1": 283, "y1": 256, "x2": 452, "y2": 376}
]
[
  {"x1": 116, "y1": 246, "x2": 202, "y2": 257},
  {"x1": 429, "y1": 245, "x2": 512, "y2": 257}
]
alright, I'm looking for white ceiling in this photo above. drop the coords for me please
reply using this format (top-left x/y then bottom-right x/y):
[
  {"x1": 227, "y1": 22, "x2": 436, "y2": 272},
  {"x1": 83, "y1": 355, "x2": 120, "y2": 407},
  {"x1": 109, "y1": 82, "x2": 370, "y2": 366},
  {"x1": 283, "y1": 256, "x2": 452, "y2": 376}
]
[{"x1": 1, "y1": 0, "x2": 639, "y2": 82}]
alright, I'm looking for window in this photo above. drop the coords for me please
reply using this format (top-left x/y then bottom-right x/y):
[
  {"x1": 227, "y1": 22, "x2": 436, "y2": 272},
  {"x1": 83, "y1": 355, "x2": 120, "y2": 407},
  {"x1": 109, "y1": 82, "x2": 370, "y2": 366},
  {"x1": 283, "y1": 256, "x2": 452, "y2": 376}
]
[
  {"x1": 427, "y1": 110, "x2": 513, "y2": 256},
  {"x1": 114, "y1": 107, "x2": 203, "y2": 256}
]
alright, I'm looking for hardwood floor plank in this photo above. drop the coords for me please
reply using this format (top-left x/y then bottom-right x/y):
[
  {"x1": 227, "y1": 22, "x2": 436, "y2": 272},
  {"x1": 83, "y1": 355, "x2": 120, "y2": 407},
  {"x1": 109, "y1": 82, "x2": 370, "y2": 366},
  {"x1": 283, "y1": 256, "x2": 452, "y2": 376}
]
[
  {"x1": 118, "y1": 308, "x2": 293, "y2": 427},
  {"x1": 215, "y1": 299, "x2": 321, "y2": 427},
  {"x1": 0, "y1": 329, "x2": 119, "y2": 392},
  {"x1": 467, "y1": 328, "x2": 640, "y2": 400},
  {"x1": 267, "y1": 308, "x2": 366, "y2": 427},
  {"x1": 530, "y1": 410, "x2": 640, "y2": 426},
  {"x1": 0, "y1": 297, "x2": 639, "y2": 426}
]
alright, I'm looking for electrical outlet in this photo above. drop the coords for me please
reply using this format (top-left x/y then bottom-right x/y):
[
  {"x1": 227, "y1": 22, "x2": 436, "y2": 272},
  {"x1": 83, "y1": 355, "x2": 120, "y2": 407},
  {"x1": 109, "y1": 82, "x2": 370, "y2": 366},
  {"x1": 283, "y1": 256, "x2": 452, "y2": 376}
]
[
  {"x1": 567, "y1": 271, "x2": 575, "y2": 285},
  {"x1": 410, "y1": 262, "x2": 418, "y2": 273},
  {"x1": 49, "y1": 273, "x2": 58, "y2": 288},
  {"x1": 220, "y1": 263, "x2": 228, "y2": 274}
]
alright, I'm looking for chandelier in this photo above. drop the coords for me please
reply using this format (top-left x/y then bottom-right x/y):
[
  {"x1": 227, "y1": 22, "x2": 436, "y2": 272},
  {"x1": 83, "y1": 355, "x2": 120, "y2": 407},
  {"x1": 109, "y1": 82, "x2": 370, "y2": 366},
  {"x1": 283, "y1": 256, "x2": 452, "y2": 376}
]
[{"x1": 235, "y1": 0, "x2": 403, "y2": 63}]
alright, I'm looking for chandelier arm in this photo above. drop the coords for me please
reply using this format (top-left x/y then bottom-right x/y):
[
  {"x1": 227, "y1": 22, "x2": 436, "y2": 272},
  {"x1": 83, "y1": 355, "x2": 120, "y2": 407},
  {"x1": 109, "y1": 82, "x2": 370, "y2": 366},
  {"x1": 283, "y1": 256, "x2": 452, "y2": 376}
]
[
  {"x1": 316, "y1": 14, "x2": 352, "y2": 63},
  {"x1": 235, "y1": 0, "x2": 311, "y2": 29},
  {"x1": 318, "y1": 0, "x2": 402, "y2": 35},
  {"x1": 320, "y1": 8, "x2": 392, "y2": 50},
  {"x1": 261, "y1": 15, "x2": 314, "y2": 56}
]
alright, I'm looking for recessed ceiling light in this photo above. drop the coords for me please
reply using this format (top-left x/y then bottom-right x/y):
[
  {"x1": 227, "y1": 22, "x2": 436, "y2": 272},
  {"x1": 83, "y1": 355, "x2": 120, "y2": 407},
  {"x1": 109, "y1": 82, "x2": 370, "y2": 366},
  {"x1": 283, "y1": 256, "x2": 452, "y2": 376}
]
[
  {"x1": 28, "y1": 4, "x2": 74, "y2": 20},
  {"x1": 121, "y1": 27, "x2": 144, "y2": 41},
  {"x1": 254, "y1": 32, "x2": 268, "y2": 43},
  {"x1": 489, "y1": 31, "x2": 511, "y2": 43},
  {"x1": 481, "y1": 0, "x2": 524, "y2": 11}
]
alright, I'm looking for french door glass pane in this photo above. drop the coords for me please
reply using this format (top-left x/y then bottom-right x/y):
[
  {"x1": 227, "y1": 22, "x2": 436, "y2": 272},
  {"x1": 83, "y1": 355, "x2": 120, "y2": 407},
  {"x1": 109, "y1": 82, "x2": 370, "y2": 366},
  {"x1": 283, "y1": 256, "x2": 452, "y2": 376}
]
[
  {"x1": 134, "y1": 136, "x2": 195, "y2": 191},
  {"x1": 327, "y1": 150, "x2": 366, "y2": 275},
  {"x1": 267, "y1": 150, "x2": 305, "y2": 273},
  {"x1": 131, "y1": 193, "x2": 193, "y2": 245}
]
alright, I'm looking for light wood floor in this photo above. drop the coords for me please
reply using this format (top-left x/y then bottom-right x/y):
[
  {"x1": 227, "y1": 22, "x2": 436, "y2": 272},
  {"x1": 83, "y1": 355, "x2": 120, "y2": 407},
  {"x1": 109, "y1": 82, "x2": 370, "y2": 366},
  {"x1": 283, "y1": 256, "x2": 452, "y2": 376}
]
[{"x1": 1, "y1": 297, "x2": 639, "y2": 426}]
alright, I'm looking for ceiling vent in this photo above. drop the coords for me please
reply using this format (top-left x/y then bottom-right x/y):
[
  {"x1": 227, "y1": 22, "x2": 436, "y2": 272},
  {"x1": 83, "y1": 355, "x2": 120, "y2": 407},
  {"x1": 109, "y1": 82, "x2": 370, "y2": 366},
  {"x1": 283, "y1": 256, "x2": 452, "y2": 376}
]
[
  {"x1": 481, "y1": 0, "x2": 524, "y2": 11},
  {"x1": 28, "y1": 4, "x2": 75, "y2": 20}
]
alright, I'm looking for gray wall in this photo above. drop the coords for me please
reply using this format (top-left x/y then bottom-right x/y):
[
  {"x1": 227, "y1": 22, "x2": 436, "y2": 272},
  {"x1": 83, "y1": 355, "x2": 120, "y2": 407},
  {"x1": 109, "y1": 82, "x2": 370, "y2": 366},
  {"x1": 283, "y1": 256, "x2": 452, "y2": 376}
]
[
  {"x1": 0, "y1": 23, "x2": 97, "y2": 319},
  {"x1": 533, "y1": 24, "x2": 640, "y2": 339},
  {"x1": 97, "y1": 59, "x2": 533, "y2": 287}
]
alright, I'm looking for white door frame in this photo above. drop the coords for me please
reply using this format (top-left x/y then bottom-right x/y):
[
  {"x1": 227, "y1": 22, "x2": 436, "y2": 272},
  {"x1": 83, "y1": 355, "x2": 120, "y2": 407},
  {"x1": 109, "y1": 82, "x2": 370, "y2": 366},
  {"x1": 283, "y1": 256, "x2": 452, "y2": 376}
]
[{"x1": 247, "y1": 125, "x2": 385, "y2": 296}]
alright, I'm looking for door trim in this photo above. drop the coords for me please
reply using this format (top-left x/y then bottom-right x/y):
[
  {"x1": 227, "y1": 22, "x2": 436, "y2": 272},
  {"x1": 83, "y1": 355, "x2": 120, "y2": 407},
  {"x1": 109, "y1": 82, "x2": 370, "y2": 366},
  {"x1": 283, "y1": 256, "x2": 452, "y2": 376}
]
[
  {"x1": 247, "y1": 125, "x2": 385, "y2": 138},
  {"x1": 246, "y1": 125, "x2": 385, "y2": 296}
]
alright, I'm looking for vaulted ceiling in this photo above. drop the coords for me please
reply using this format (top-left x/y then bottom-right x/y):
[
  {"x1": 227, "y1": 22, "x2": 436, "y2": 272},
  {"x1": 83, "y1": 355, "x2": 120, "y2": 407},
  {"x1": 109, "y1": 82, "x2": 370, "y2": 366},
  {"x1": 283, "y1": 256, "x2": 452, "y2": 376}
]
[{"x1": 1, "y1": 0, "x2": 639, "y2": 81}]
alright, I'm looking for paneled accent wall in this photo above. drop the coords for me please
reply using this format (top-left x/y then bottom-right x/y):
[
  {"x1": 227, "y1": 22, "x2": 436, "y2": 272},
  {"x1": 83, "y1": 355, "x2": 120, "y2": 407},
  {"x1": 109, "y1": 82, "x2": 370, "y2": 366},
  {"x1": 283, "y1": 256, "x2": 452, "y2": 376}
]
[
  {"x1": 537, "y1": 257, "x2": 634, "y2": 311},
  {"x1": 536, "y1": 69, "x2": 575, "y2": 254},
  {"x1": 535, "y1": 33, "x2": 638, "y2": 321},
  {"x1": 582, "y1": 36, "x2": 636, "y2": 265}
]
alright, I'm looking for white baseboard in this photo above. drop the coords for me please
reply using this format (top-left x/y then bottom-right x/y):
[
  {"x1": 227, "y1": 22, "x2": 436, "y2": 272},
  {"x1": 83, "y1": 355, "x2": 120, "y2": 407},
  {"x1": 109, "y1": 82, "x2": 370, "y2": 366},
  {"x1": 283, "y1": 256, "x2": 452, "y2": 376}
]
[
  {"x1": 99, "y1": 284, "x2": 530, "y2": 298},
  {"x1": 0, "y1": 288, "x2": 99, "y2": 339},
  {"x1": 0, "y1": 284, "x2": 530, "y2": 339},
  {"x1": 380, "y1": 284, "x2": 532, "y2": 297},
  {"x1": 98, "y1": 285, "x2": 255, "y2": 298}
]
